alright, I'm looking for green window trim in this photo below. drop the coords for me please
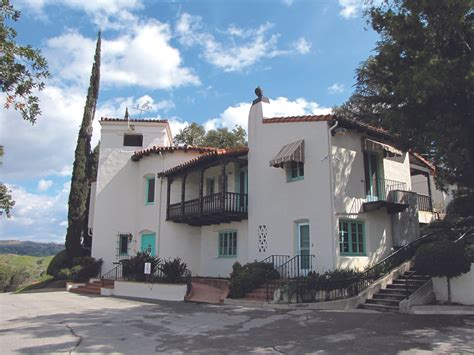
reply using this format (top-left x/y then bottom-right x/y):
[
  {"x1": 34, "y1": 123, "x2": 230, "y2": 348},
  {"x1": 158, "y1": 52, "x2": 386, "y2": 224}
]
[
  {"x1": 287, "y1": 161, "x2": 304, "y2": 182},
  {"x1": 339, "y1": 220, "x2": 366, "y2": 256},
  {"x1": 145, "y1": 176, "x2": 155, "y2": 205},
  {"x1": 218, "y1": 230, "x2": 237, "y2": 258}
]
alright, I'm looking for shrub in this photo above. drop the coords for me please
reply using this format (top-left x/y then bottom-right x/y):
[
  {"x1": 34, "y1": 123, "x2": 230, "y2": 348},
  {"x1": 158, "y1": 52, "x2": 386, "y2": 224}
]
[
  {"x1": 415, "y1": 240, "x2": 471, "y2": 303},
  {"x1": 122, "y1": 252, "x2": 160, "y2": 282},
  {"x1": 158, "y1": 258, "x2": 187, "y2": 283},
  {"x1": 446, "y1": 193, "x2": 474, "y2": 219},
  {"x1": 0, "y1": 264, "x2": 30, "y2": 292},
  {"x1": 465, "y1": 244, "x2": 474, "y2": 263},
  {"x1": 47, "y1": 250, "x2": 70, "y2": 278},
  {"x1": 228, "y1": 261, "x2": 278, "y2": 298},
  {"x1": 56, "y1": 268, "x2": 71, "y2": 280},
  {"x1": 69, "y1": 257, "x2": 102, "y2": 282}
]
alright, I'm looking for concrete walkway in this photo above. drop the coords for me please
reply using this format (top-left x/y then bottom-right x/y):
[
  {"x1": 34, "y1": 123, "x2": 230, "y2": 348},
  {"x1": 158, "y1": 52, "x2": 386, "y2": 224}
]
[{"x1": 1, "y1": 291, "x2": 473, "y2": 354}]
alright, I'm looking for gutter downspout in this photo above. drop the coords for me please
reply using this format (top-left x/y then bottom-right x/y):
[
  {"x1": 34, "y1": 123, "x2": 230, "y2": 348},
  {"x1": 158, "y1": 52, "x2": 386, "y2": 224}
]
[
  {"x1": 157, "y1": 151, "x2": 165, "y2": 258},
  {"x1": 328, "y1": 120, "x2": 339, "y2": 269}
]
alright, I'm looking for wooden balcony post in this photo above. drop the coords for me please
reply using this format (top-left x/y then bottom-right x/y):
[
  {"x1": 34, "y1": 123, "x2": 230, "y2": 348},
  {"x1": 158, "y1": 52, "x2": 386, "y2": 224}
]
[
  {"x1": 426, "y1": 172, "x2": 433, "y2": 211},
  {"x1": 166, "y1": 177, "x2": 172, "y2": 219},
  {"x1": 199, "y1": 169, "x2": 204, "y2": 214},
  {"x1": 220, "y1": 162, "x2": 226, "y2": 211},
  {"x1": 181, "y1": 174, "x2": 187, "y2": 216}
]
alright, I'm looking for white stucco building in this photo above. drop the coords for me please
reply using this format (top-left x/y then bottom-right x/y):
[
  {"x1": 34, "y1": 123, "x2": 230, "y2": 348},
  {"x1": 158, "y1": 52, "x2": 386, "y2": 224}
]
[{"x1": 90, "y1": 91, "x2": 437, "y2": 278}]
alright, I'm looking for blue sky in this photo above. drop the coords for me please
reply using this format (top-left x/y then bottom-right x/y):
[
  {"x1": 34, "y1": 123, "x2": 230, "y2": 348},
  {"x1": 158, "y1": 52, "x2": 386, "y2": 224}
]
[{"x1": 0, "y1": 0, "x2": 378, "y2": 243}]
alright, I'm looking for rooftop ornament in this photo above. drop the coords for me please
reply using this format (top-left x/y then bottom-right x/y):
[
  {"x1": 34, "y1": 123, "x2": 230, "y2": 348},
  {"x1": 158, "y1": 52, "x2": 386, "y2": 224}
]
[{"x1": 252, "y1": 86, "x2": 269, "y2": 105}]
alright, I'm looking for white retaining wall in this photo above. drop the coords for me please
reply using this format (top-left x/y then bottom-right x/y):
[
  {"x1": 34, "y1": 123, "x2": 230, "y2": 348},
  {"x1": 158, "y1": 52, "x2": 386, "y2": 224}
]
[
  {"x1": 432, "y1": 265, "x2": 474, "y2": 305},
  {"x1": 113, "y1": 281, "x2": 187, "y2": 301}
]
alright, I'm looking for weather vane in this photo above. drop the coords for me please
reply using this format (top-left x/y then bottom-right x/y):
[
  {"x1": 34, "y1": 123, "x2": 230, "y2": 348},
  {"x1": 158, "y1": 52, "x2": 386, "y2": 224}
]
[{"x1": 131, "y1": 101, "x2": 153, "y2": 118}]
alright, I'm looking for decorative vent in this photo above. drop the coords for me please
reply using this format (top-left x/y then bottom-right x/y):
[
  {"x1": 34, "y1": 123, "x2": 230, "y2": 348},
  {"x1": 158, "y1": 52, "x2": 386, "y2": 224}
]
[{"x1": 257, "y1": 225, "x2": 268, "y2": 253}]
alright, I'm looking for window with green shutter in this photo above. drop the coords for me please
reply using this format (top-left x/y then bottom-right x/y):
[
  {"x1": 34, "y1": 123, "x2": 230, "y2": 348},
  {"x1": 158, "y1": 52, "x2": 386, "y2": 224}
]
[
  {"x1": 146, "y1": 176, "x2": 155, "y2": 204},
  {"x1": 339, "y1": 220, "x2": 365, "y2": 256},
  {"x1": 287, "y1": 161, "x2": 304, "y2": 182},
  {"x1": 218, "y1": 230, "x2": 237, "y2": 257}
]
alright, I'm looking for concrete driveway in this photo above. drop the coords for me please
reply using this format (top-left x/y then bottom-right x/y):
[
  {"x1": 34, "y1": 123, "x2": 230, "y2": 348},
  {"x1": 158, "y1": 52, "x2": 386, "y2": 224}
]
[{"x1": 0, "y1": 291, "x2": 473, "y2": 354}]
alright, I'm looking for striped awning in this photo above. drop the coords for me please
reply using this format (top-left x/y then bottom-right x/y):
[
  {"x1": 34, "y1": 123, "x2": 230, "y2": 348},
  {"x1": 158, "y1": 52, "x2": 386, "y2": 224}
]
[
  {"x1": 270, "y1": 139, "x2": 304, "y2": 167},
  {"x1": 363, "y1": 138, "x2": 402, "y2": 157}
]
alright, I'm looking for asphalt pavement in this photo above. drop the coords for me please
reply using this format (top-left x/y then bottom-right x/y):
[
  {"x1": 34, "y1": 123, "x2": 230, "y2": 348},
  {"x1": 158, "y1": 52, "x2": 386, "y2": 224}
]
[{"x1": 0, "y1": 291, "x2": 473, "y2": 354}]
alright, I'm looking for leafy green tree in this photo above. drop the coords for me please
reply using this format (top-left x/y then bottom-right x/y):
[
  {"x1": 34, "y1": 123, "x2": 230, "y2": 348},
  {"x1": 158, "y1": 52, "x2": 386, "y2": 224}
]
[
  {"x1": 65, "y1": 32, "x2": 101, "y2": 258},
  {"x1": 173, "y1": 122, "x2": 205, "y2": 146},
  {"x1": 203, "y1": 126, "x2": 247, "y2": 148},
  {"x1": 1, "y1": 0, "x2": 50, "y2": 123},
  {"x1": 0, "y1": 146, "x2": 14, "y2": 218},
  {"x1": 414, "y1": 240, "x2": 471, "y2": 303},
  {"x1": 174, "y1": 123, "x2": 248, "y2": 148},
  {"x1": 335, "y1": 0, "x2": 473, "y2": 189}
]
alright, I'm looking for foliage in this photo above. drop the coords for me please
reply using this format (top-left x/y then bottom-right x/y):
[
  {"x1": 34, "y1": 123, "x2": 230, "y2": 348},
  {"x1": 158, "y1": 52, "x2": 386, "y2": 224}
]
[
  {"x1": 414, "y1": 241, "x2": 471, "y2": 278},
  {"x1": 0, "y1": 240, "x2": 63, "y2": 256},
  {"x1": 228, "y1": 261, "x2": 278, "y2": 298},
  {"x1": 0, "y1": 0, "x2": 51, "y2": 123},
  {"x1": 173, "y1": 123, "x2": 206, "y2": 146},
  {"x1": 65, "y1": 32, "x2": 101, "y2": 258},
  {"x1": 0, "y1": 263, "x2": 29, "y2": 292},
  {"x1": 173, "y1": 122, "x2": 248, "y2": 148},
  {"x1": 122, "y1": 252, "x2": 160, "y2": 282},
  {"x1": 158, "y1": 257, "x2": 188, "y2": 283},
  {"x1": 0, "y1": 146, "x2": 15, "y2": 218},
  {"x1": 446, "y1": 192, "x2": 474, "y2": 219},
  {"x1": 56, "y1": 268, "x2": 71, "y2": 280},
  {"x1": 335, "y1": 0, "x2": 474, "y2": 189},
  {"x1": 47, "y1": 250, "x2": 70, "y2": 278},
  {"x1": 465, "y1": 244, "x2": 474, "y2": 263},
  {"x1": 69, "y1": 256, "x2": 102, "y2": 282}
]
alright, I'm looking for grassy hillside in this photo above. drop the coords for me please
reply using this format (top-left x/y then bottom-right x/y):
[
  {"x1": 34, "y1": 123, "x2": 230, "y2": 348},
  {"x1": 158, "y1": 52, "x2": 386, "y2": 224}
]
[
  {"x1": 0, "y1": 254, "x2": 54, "y2": 292},
  {"x1": 0, "y1": 240, "x2": 63, "y2": 256}
]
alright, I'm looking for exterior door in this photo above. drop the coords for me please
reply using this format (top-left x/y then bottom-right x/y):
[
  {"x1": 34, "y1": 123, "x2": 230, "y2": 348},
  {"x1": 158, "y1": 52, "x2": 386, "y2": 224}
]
[
  {"x1": 140, "y1": 233, "x2": 156, "y2": 256},
  {"x1": 297, "y1": 223, "x2": 311, "y2": 274},
  {"x1": 238, "y1": 167, "x2": 248, "y2": 210},
  {"x1": 364, "y1": 152, "x2": 382, "y2": 201}
]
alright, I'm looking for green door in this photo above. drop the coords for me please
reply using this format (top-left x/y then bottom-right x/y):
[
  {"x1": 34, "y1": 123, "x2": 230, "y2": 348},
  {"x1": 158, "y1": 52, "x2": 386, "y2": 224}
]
[
  {"x1": 364, "y1": 152, "x2": 382, "y2": 201},
  {"x1": 297, "y1": 223, "x2": 310, "y2": 272},
  {"x1": 140, "y1": 234, "x2": 156, "y2": 256}
]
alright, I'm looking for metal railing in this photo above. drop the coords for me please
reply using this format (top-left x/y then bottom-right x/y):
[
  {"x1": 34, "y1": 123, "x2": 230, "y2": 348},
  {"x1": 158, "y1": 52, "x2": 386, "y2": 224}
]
[
  {"x1": 261, "y1": 255, "x2": 290, "y2": 269},
  {"x1": 168, "y1": 192, "x2": 248, "y2": 219},
  {"x1": 277, "y1": 225, "x2": 470, "y2": 303},
  {"x1": 366, "y1": 178, "x2": 408, "y2": 202},
  {"x1": 417, "y1": 194, "x2": 433, "y2": 212},
  {"x1": 100, "y1": 263, "x2": 123, "y2": 287}
]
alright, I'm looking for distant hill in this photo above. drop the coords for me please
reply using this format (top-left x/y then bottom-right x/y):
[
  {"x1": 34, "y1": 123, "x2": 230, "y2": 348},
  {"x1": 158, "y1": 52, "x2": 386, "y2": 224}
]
[{"x1": 0, "y1": 240, "x2": 63, "y2": 257}]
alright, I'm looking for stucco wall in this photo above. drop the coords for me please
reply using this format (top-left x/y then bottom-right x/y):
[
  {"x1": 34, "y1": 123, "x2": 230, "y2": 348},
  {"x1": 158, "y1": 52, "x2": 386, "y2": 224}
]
[
  {"x1": 199, "y1": 221, "x2": 248, "y2": 277},
  {"x1": 247, "y1": 101, "x2": 335, "y2": 273},
  {"x1": 432, "y1": 265, "x2": 474, "y2": 305}
]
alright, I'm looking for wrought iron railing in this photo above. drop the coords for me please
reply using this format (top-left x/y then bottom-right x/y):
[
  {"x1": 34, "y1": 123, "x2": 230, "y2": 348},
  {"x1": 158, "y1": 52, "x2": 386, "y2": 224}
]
[
  {"x1": 417, "y1": 194, "x2": 433, "y2": 212},
  {"x1": 100, "y1": 263, "x2": 123, "y2": 287},
  {"x1": 273, "y1": 226, "x2": 471, "y2": 303},
  {"x1": 366, "y1": 178, "x2": 408, "y2": 202},
  {"x1": 168, "y1": 192, "x2": 248, "y2": 219},
  {"x1": 260, "y1": 255, "x2": 290, "y2": 269}
]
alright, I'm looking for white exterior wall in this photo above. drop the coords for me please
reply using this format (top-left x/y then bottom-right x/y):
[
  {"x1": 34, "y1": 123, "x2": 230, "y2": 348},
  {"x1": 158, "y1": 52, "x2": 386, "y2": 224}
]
[
  {"x1": 433, "y1": 266, "x2": 474, "y2": 305},
  {"x1": 88, "y1": 182, "x2": 97, "y2": 232},
  {"x1": 248, "y1": 102, "x2": 335, "y2": 273},
  {"x1": 331, "y1": 131, "x2": 413, "y2": 270}
]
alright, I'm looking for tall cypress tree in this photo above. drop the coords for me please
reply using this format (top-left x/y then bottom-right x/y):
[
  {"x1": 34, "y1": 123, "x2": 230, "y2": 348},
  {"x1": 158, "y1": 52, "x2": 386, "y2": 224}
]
[{"x1": 65, "y1": 32, "x2": 101, "y2": 258}]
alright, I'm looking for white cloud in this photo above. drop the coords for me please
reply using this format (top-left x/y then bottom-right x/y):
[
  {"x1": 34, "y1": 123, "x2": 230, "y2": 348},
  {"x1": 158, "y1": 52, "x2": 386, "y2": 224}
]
[
  {"x1": 281, "y1": 0, "x2": 295, "y2": 6},
  {"x1": 328, "y1": 83, "x2": 345, "y2": 94},
  {"x1": 294, "y1": 37, "x2": 311, "y2": 54},
  {"x1": 205, "y1": 96, "x2": 332, "y2": 132},
  {"x1": 0, "y1": 183, "x2": 69, "y2": 243},
  {"x1": 176, "y1": 13, "x2": 309, "y2": 72},
  {"x1": 17, "y1": 0, "x2": 144, "y2": 30},
  {"x1": 338, "y1": 0, "x2": 376, "y2": 19},
  {"x1": 37, "y1": 179, "x2": 53, "y2": 192},
  {"x1": 45, "y1": 23, "x2": 200, "y2": 90}
]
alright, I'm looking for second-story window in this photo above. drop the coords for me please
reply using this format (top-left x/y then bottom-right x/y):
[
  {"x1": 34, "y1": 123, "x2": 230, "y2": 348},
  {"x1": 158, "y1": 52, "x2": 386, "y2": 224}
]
[
  {"x1": 146, "y1": 176, "x2": 155, "y2": 204},
  {"x1": 123, "y1": 134, "x2": 143, "y2": 147},
  {"x1": 287, "y1": 161, "x2": 304, "y2": 182},
  {"x1": 206, "y1": 177, "x2": 215, "y2": 195}
]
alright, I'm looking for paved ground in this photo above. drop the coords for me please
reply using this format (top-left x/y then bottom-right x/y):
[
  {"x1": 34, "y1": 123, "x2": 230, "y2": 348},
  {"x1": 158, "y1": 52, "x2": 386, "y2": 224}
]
[{"x1": 0, "y1": 291, "x2": 473, "y2": 354}]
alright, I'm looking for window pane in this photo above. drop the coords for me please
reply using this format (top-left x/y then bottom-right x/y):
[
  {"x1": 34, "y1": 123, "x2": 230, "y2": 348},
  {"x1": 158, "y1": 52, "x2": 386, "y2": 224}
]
[
  {"x1": 147, "y1": 178, "x2": 155, "y2": 203},
  {"x1": 299, "y1": 162, "x2": 304, "y2": 177},
  {"x1": 120, "y1": 235, "x2": 128, "y2": 255},
  {"x1": 123, "y1": 134, "x2": 143, "y2": 147}
]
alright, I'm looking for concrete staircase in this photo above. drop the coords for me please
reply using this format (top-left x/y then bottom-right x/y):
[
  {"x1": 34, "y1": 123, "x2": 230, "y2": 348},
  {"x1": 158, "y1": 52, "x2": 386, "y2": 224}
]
[
  {"x1": 359, "y1": 270, "x2": 431, "y2": 312},
  {"x1": 70, "y1": 280, "x2": 103, "y2": 295},
  {"x1": 185, "y1": 278, "x2": 229, "y2": 304}
]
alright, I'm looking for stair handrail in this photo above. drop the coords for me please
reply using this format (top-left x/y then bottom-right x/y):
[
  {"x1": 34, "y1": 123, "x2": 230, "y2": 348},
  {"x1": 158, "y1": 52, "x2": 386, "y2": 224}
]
[{"x1": 100, "y1": 263, "x2": 123, "y2": 286}]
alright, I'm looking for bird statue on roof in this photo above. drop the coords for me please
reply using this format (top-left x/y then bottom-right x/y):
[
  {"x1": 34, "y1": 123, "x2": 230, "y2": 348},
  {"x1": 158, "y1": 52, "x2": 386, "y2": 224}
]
[{"x1": 255, "y1": 86, "x2": 263, "y2": 98}]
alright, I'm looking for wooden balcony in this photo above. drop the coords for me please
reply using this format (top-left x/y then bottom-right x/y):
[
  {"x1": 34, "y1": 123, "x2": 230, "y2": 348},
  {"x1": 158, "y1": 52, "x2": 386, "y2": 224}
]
[
  {"x1": 363, "y1": 178, "x2": 411, "y2": 214},
  {"x1": 167, "y1": 192, "x2": 248, "y2": 226}
]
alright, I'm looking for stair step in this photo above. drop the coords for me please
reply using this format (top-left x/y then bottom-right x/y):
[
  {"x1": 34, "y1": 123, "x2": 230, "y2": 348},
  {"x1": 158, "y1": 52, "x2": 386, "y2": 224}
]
[
  {"x1": 359, "y1": 303, "x2": 399, "y2": 312},
  {"x1": 71, "y1": 287, "x2": 101, "y2": 295},
  {"x1": 366, "y1": 298, "x2": 401, "y2": 306},
  {"x1": 372, "y1": 293, "x2": 405, "y2": 301}
]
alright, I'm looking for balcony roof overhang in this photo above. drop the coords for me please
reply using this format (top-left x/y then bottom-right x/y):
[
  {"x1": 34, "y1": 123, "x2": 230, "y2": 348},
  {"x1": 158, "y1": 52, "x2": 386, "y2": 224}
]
[
  {"x1": 158, "y1": 147, "x2": 249, "y2": 178},
  {"x1": 363, "y1": 200, "x2": 409, "y2": 214}
]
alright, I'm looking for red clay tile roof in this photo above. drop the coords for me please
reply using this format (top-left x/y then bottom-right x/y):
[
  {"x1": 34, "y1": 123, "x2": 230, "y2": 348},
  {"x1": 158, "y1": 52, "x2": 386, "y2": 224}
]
[
  {"x1": 157, "y1": 147, "x2": 249, "y2": 177},
  {"x1": 131, "y1": 146, "x2": 217, "y2": 162},
  {"x1": 410, "y1": 151, "x2": 436, "y2": 172},
  {"x1": 100, "y1": 117, "x2": 169, "y2": 123},
  {"x1": 263, "y1": 115, "x2": 392, "y2": 139}
]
